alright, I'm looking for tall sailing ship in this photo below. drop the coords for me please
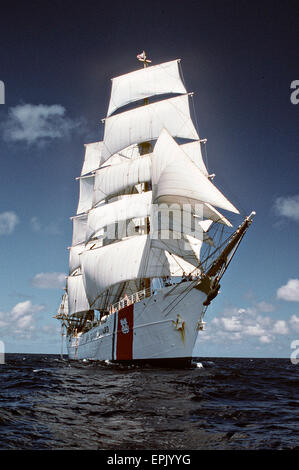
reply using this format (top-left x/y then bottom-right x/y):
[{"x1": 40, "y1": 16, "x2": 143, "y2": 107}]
[{"x1": 55, "y1": 52, "x2": 255, "y2": 366}]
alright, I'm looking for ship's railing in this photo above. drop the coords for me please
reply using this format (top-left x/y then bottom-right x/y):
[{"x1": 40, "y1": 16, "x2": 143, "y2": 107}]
[
  {"x1": 109, "y1": 286, "x2": 152, "y2": 313},
  {"x1": 108, "y1": 273, "x2": 200, "y2": 314}
]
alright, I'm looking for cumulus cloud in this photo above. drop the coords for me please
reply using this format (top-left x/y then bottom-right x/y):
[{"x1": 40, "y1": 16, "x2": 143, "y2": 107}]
[
  {"x1": 11, "y1": 300, "x2": 44, "y2": 319},
  {"x1": 277, "y1": 279, "x2": 299, "y2": 302},
  {"x1": 199, "y1": 302, "x2": 296, "y2": 349},
  {"x1": 0, "y1": 300, "x2": 45, "y2": 339},
  {"x1": 274, "y1": 194, "x2": 299, "y2": 222},
  {"x1": 0, "y1": 211, "x2": 19, "y2": 235},
  {"x1": 31, "y1": 272, "x2": 66, "y2": 289},
  {"x1": 273, "y1": 320, "x2": 289, "y2": 335},
  {"x1": 1, "y1": 103, "x2": 84, "y2": 146},
  {"x1": 259, "y1": 335, "x2": 273, "y2": 344}
]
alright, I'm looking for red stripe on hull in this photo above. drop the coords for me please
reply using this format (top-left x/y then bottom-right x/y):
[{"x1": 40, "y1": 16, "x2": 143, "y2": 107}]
[{"x1": 116, "y1": 304, "x2": 134, "y2": 360}]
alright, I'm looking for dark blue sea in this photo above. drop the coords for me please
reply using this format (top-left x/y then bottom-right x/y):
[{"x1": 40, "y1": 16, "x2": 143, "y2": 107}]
[{"x1": 0, "y1": 354, "x2": 298, "y2": 451}]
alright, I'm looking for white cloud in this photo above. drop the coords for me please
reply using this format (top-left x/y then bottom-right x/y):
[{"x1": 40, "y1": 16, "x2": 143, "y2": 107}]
[
  {"x1": 273, "y1": 320, "x2": 289, "y2": 335},
  {"x1": 259, "y1": 335, "x2": 273, "y2": 344},
  {"x1": 0, "y1": 211, "x2": 19, "y2": 235},
  {"x1": 289, "y1": 315, "x2": 299, "y2": 333},
  {"x1": 11, "y1": 300, "x2": 44, "y2": 319},
  {"x1": 244, "y1": 324, "x2": 265, "y2": 336},
  {"x1": 17, "y1": 314, "x2": 34, "y2": 329},
  {"x1": 31, "y1": 272, "x2": 66, "y2": 289},
  {"x1": 0, "y1": 300, "x2": 45, "y2": 339},
  {"x1": 212, "y1": 315, "x2": 242, "y2": 332},
  {"x1": 277, "y1": 279, "x2": 299, "y2": 302},
  {"x1": 1, "y1": 103, "x2": 84, "y2": 146},
  {"x1": 274, "y1": 194, "x2": 299, "y2": 222},
  {"x1": 198, "y1": 301, "x2": 299, "y2": 349}
]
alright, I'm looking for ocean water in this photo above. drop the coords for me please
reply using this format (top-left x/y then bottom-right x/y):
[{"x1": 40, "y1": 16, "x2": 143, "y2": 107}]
[{"x1": 0, "y1": 354, "x2": 298, "y2": 450}]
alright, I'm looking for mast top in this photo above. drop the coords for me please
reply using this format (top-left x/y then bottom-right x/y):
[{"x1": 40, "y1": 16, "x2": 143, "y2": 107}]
[{"x1": 137, "y1": 50, "x2": 152, "y2": 68}]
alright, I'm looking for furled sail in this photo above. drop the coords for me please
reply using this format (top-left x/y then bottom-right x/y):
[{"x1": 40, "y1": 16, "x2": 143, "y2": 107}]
[
  {"x1": 101, "y1": 94, "x2": 199, "y2": 162},
  {"x1": 67, "y1": 274, "x2": 90, "y2": 315},
  {"x1": 152, "y1": 129, "x2": 239, "y2": 214},
  {"x1": 81, "y1": 142, "x2": 103, "y2": 176},
  {"x1": 107, "y1": 59, "x2": 187, "y2": 116}
]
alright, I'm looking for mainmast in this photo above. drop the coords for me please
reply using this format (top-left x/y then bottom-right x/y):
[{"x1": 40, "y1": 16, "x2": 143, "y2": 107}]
[
  {"x1": 137, "y1": 51, "x2": 152, "y2": 181},
  {"x1": 137, "y1": 51, "x2": 152, "y2": 291}
]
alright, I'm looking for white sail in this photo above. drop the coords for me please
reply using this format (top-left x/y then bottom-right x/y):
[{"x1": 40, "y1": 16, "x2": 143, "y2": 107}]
[
  {"x1": 86, "y1": 191, "x2": 152, "y2": 242},
  {"x1": 165, "y1": 252, "x2": 201, "y2": 276},
  {"x1": 107, "y1": 59, "x2": 186, "y2": 116},
  {"x1": 69, "y1": 240, "x2": 103, "y2": 274},
  {"x1": 151, "y1": 236, "x2": 202, "y2": 267},
  {"x1": 152, "y1": 129, "x2": 239, "y2": 214},
  {"x1": 69, "y1": 244, "x2": 84, "y2": 275},
  {"x1": 72, "y1": 214, "x2": 88, "y2": 246},
  {"x1": 93, "y1": 154, "x2": 151, "y2": 204},
  {"x1": 202, "y1": 203, "x2": 232, "y2": 227},
  {"x1": 67, "y1": 274, "x2": 90, "y2": 315},
  {"x1": 81, "y1": 235, "x2": 171, "y2": 307},
  {"x1": 76, "y1": 175, "x2": 94, "y2": 215},
  {"x1": 101, "y1": 94, "x2": 199, "y2": 162},
  {"x1": 180, "y1": 140, "x2": 209, "y2": 176},
  {"x1": 151, "y1": 202, "x2": 214, "y2": 240},
  {"x1": 57, "y1": 292, "x2": 68, "y2": 315},
  {"x1": 102, "y1": 143, "x2": 141, "y2": 167},
  {"x1": 81, "y1": 142, "x2": 103, "y2": 176}
]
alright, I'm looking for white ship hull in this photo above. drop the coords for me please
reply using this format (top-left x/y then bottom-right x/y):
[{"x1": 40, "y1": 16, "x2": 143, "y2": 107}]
[{"x1": 66, "y1": 282, "x2": 206, "y2": 366}]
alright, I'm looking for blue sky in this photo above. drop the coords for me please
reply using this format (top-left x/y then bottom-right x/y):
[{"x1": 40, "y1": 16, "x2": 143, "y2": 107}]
[{"x1": 0, "y1": 0, "x2": 298, "y2": 356}]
